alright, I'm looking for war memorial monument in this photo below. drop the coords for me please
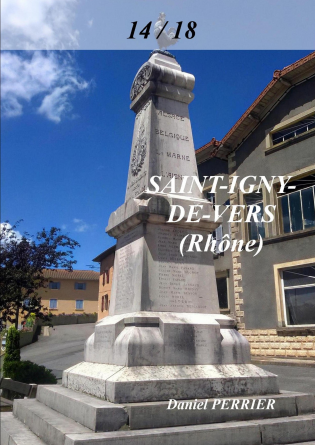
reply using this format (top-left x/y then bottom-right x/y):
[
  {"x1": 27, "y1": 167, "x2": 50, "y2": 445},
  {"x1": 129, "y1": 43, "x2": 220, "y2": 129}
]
[{"x1": 2, "y1": 51, "x2": 315, "y2": 445}]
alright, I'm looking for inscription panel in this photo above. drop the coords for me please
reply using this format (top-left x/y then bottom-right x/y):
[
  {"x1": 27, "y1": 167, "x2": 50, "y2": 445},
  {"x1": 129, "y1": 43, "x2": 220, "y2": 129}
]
[
  {"x1": 151, "y1": 97, "x2": 202, "y2": 199},
  {"x1": 110, "y1": 225, "x2": 144, "y2": 314},
  {"x1": 146, "y1": 224, "x2": 218, "y2": 313}
]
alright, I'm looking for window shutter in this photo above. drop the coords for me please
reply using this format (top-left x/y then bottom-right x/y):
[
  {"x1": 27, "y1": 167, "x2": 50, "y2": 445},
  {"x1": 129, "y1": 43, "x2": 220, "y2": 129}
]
[{"x1": 215, "y1": 225, "x2": 223, "y2": 254}]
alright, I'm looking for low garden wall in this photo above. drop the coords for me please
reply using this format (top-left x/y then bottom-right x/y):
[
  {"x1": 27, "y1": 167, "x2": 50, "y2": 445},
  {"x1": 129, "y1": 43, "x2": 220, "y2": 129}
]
[
  {"x1": 40, "y1": 313, "x2": 97, "y2": 326},
  {"x1": 19, "y1": 324, "x2": 41, "y2": 348}
]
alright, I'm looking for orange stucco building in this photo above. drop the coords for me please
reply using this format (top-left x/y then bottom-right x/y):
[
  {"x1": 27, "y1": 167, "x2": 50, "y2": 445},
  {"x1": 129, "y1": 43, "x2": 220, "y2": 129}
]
[
  {"x1": 92, "y1": 245, "x2": 116, "y2": 321},
  {"x1": 39, "y1": 269, "x2": 99, "y2": 315}
]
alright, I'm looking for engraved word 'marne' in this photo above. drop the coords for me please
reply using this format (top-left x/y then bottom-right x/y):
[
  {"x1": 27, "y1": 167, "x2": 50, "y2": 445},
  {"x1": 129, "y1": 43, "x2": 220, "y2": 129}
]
[{"x1": 167, "y1": 152, "x2": 190, "y2": 161}]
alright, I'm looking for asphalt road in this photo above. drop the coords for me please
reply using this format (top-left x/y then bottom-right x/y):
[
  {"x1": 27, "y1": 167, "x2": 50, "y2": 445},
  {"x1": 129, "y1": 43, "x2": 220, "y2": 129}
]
[
  {"x1": 20, "y1": 323, "x2": 95, "y2": 379},
  {"x1": 19, "y1": 324, "x2": 315, "y2": 392},
  {"x1": 260, "y1": 364, "x2": 315, "y2": 394}
]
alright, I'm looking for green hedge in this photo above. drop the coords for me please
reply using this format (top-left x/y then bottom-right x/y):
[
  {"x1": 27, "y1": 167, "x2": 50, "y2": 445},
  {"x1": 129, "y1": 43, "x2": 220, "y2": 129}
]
[{"x1": 3, "y1": 360, "x2": 57, "y2": 384}]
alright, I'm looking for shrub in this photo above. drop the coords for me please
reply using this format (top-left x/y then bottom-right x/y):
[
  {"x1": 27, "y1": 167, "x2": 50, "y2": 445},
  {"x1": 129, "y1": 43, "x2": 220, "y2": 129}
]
[
  {"x1": 4, "y1": 326, "x2": 20, "y2": 364},
  {"x1": 25, "y1": 313, "x2": 36, "y2": 328},
  {"x1": 3, "y1": 360, "x2": 57, "y2": 384}
]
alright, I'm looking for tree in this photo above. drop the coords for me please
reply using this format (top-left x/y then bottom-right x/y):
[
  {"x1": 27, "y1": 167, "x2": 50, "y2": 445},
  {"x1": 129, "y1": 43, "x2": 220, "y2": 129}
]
[
  {"x1": 3, "y1": 325, "x2": 20, "y2": 364},
  {"x1": 0, "y1": 221, "x2": 80, "y2": 328}
]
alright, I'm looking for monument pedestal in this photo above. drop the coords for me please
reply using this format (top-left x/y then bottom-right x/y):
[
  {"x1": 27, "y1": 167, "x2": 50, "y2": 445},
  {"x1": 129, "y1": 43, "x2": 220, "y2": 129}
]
[
  {"x1": 65, "y1": 49, "x2": 279, "y2": 406},
  {"x1": 63, "y1": 362, "x2": 279, "y2": 404}
]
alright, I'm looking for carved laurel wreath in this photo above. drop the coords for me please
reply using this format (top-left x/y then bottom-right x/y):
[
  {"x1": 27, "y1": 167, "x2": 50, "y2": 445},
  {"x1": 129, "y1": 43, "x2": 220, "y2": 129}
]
[
  {"x1": 130, "y1": 64, "x2": 152, "y2": 101},
  {"x1": 131, "y1": 125, "x2": 147, "y2": 176}
]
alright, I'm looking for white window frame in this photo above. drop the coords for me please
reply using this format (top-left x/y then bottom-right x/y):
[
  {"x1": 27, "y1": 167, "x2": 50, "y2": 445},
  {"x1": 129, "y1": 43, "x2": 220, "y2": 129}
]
[
  {"x1": 265, "y1": 106, "x2": 315, "y2": 153},
  {"x1": 271, "y1": 166, "x2": 315, "y2": 237},
  {"x1": 280, "y1": 268, "x2": 315, "y2": 327},
  {"x1": 277, "y1": 179, "x2": 315, "y2": 234},
  {"x1": 274, "y1": 258, "x2": 315, "y2": 327},
  {"x1": 75, "y1": 300, "x2": 84, "y2": 310},
  {"x1": 49, "y1": 299, "x2": 58, "y2": 310}
]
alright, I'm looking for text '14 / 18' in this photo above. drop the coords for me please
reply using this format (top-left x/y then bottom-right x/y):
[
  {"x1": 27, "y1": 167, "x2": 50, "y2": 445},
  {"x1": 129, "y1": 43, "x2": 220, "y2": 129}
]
[{"x1": 128, "y1": 21, "x2": 197, "y2": 40}]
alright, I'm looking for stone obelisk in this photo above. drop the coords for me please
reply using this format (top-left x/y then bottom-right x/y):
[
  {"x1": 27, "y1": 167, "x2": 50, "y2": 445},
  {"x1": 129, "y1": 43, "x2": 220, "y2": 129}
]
[{"x1": 63, "y1": 51, "x2": 278, "y2": 403}]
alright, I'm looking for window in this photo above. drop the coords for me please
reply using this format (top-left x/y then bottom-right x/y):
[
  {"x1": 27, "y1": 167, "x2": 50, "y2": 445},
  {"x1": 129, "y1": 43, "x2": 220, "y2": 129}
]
[
  {"x1": 213, "y1": 225, "x2": 224, "y2": 256},
  {"x1": 49, "y1": 299, "x2": 57, "y2": 309},
  {"x1": 75, "y1": 282, "x2": 86, "y2": 290},
  {"x1": 101, "y1": 295, "x2": 109, "y2": 312},
  {"x1": 76, "y1": 300, "x2": 84, "y2": 310},
  {"x1": 245, "y1": 192, "x2": 265, "y2": 240},
  {"x1": 204, "y1": 191, "x2": 215, "y2": 206},
  {"x1": 282, "y1": 265, "x2": 315, "y2": 326},
  {"x1": 49, "y1": 281, "x2": 60, "y2": 290},
  {"x1": 280, "y1": 175, "x2": 315, "y2": 233},
  {"x1": 272, "y1": 113, "x2": 315, "y2": 147},
  {"x1": 278, "y1": 174, "x2": 315, "y2": 234},
  {"x1": 216, "y1": 277, "x2": 229, "y2": 310}
]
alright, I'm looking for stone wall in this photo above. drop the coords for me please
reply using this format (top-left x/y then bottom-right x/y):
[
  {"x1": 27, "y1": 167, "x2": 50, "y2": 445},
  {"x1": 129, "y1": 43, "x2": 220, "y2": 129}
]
[
  {"x1": 40, "y1": 313, "x2": 97, "y2": 326},
  {"x1": 240, "y1": 329, "x2": 315, "y2": 359},
  {"x1": 19, "y1": 324, "x2": 41, "y2": 348}
]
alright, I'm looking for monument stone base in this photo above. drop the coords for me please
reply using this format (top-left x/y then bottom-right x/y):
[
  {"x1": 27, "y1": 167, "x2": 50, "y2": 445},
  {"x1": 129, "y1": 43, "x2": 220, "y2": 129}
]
[
  {"x1": 84, "y1": 311, "x2": 251, "y2": 367},
  {"x1": 62, "y1": 362, "x2": 279, "y2": 404}
]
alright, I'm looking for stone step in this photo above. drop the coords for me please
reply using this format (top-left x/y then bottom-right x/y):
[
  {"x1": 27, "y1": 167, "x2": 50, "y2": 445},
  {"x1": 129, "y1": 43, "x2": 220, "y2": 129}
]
[
  {"x1": 13, "y1": 398, "x2": 92, "y2": 445},
  {"x1": 258, "y1": 415, "x2": 315, "y2": 444},
  {"x1": 125, "y1": 391, "x2": 315, "y2": 429},
  {"x1": 37, "y1": 385, "x2": 128, "y2": 432},
  {"x1": 1, "y1": 412, "x2": 46, "y2": 445},
  {"x1": 63, "y1": 414, "x2": 315, "y2": 445}
]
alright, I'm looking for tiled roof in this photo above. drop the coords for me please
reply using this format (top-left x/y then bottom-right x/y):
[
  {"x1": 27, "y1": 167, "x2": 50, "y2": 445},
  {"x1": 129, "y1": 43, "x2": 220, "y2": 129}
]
[
  {"x1": 92, "y1": 245, "x2": 116, "y2": 263},
  {"x1": 196, "y1": 51, "x2": 315, "y2": 163},
  {"x1": 43, "y1": 269, "x2": 99, "y2": 280}
]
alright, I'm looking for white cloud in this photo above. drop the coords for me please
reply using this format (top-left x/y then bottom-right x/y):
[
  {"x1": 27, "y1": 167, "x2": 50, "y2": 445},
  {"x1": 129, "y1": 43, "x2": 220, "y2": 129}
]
[
  {"x1": 87, "y1": 19, "x2": 93, "y2": 28},
  {"x1": 0, "y1": 222, "x2": 23, "y2": 243},
  {"x1": 73, "y1": 218, "x2": 96, "y2": 233},
  {"x1": 1, "y1": 0, "x2": 79, "y2": 50},
  {"x1": 1, "y1": 51, "x2": 90, "y2": 122}
]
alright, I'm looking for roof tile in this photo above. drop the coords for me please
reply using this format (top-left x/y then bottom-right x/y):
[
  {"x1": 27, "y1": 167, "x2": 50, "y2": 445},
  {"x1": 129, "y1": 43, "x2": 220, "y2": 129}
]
[{"x1": 43, "y1": 269, "x2": 99, "y2": 281}]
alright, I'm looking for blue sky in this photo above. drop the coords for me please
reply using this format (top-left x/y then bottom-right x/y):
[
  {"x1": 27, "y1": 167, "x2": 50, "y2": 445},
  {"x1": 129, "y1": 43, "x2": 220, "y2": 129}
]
[{"x1": 1, "y1": 50, "x2": 311, "y2": 268}]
